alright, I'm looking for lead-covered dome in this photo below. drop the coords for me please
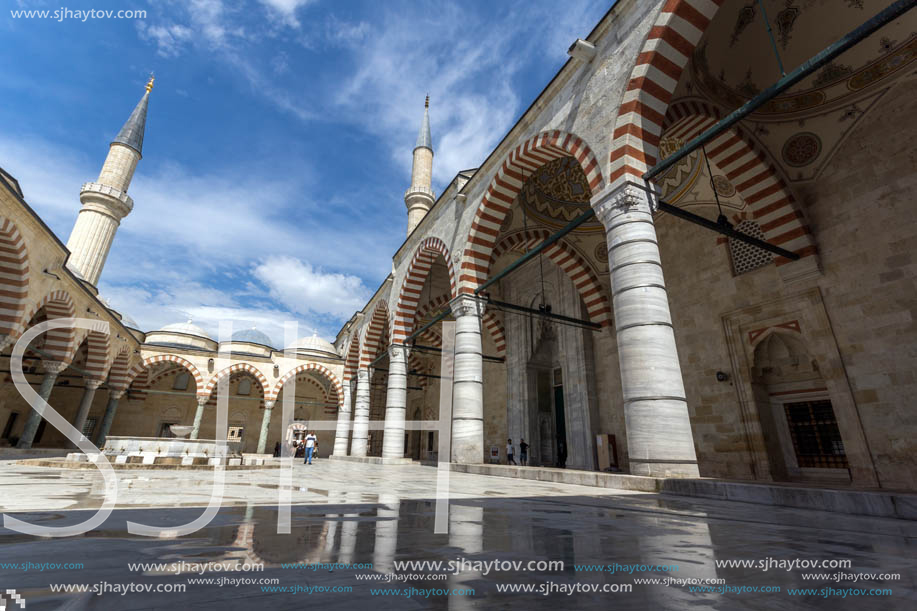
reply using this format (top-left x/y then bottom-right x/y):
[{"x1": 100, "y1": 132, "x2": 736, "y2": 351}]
[
  {"x1": 231, "y1": 327, "x2": 274, "y2": 347},
  {"x1": 159, "y1": 321, "x2": 212, "y2": 340},
  {"x1": 286, "y1": 334, "x2": 339, "y2": 358}
]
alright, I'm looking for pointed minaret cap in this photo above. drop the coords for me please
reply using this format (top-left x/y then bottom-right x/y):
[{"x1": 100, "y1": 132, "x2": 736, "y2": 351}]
[
  {"x1": 112, "y1": 76, "x2": 153, "y2": 157},
  {"x1": 414, "y1": 95, "x2": 432, "y2": 153}
]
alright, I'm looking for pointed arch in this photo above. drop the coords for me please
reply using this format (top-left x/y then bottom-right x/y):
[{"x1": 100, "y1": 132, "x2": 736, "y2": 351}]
[
  {"x1": 358, "y1": 300, "x2": 390, "y2": 369},
  {"x1": 460, "y1": 130, "x2": 604, "y2": 293},
  {"x1": 72, "y1": 328, "x2": 112, "y2": 380},
  {"x1": 343, "y1": 333, "x2": 361, "y2": 383},
  {"x1": 490, "y1": 229, "x2": 611, "y2": 326},
  {"x1": 607, "y1": 0, "x2": 724, "y2": 183},
  {"x1": 126, "y1": 354, "x2": 204, "y2": 394},
  {"x1": 661, "y1": 98, "x2": 816, "y2": 261},
  {"x1": 107, "y1": 347, "x2": 135, "y2": 390},
  {"x1": 20, "y1": 290, "x2": 76, "y2": 363},
  {"x1": 202, "y1": 362, "x2": 270, "y2": 399},
  {"x1": 272, "y1": 363, "x2": 343, "y2": 409},
  {"x1": 0, "y1": 216, "x2": 29, "y2": 340},
  {"x1": 393, "y1": 237, "x2": 456, "y2": 344}
]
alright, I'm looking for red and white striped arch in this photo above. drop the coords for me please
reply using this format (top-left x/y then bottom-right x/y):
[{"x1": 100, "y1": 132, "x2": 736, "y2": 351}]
[
  {"x1": 0, "y1": 216, "x2": 29, "y2": 340},
  {"x1": 126, "y1": 366, "x2": 151, "y2": 400},
  {"x1": 393, "y1": 237, "x2": 456, "y2": 344},
  {"x1": 21, "y1": 290, "x2": 76, "y2": 363},
  {"x1": 272, "y1": 363, "x2": 343, "y2": 409},
  {"x1": 358, "y1": 300, "x2": 390, "y2": 369},
  {"x1": 343, "y1": 333, "x2": 361, "y2": 383},
  {"x1": 413, "y1": 294, "x2": 507, "y2": 358},
  {"x1": 490, "y1": 230, "x2": 612, "y2": 326},
  {"x1": 126, "y1": 354, "x2": 204, "y2": 395},
  {"x1": 662, "y1": 99, "x2": 816, "y2": 261},
  {"x1": 203, "y1": 362, "x2": 269, "y2": 399},
  {"x1": 608, "y1": 0, "x2": 724, "y2": 183},
  {"x1": 74, "y1": 328, "x2": 111, "y2": 381},
  {"x1": 460, "y1": 130, "x2": 605, "y2": 293},
  {"x1": 107, "y1": 348, "x2": 134, "y2": 391}
]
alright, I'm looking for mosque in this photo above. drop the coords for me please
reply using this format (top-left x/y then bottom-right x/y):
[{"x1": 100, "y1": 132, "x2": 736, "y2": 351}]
[{"x1": 1, "y1": 0, "x2": 915, "y2": 491}]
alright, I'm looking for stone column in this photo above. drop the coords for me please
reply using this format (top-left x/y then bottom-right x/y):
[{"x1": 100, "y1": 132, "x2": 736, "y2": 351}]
[
  {"x1": 593, "y1": 181, "x2": 699, "y2": 477},
  {"x1": 72, "y1": 378, "x2": 104, "y2": 441},
  {"x1": 190, "y1": 396, "x2": 208, "y2": 440},
  {"x1": 450, "y1": 294, "x2": 485, "y2": 464},
  {"x1": 256, "y1": 400, "x2": 275, "y2": 454},
  {"x1": 94, "y1": 389, "x2": 124, "y2": 447},
  {"x1": 350, "y1": 369, "x2": 371, "y2": 457},
  {"x1": 333, "y1": 382, "x2": 353, "y2": 456},
  {"x1": 381, "y1": 345, "x2": 408, "y2": 460},
  {"x1": 17, "y1": 360, "x2": 68, "y2": 449}
]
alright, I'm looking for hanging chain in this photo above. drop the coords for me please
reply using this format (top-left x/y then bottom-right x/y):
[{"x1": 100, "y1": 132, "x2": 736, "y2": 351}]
[{"x1": 756, "y1": 0, "x2": 786, "y2": 77}]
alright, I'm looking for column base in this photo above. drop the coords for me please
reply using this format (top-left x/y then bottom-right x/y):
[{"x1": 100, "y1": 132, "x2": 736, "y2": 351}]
[
  {"x1": 629, "y1": 459, "x2": 700, "y2": 478},
  {"x1": 328, "y1": 455, "x2": 414, "y2": 465}
]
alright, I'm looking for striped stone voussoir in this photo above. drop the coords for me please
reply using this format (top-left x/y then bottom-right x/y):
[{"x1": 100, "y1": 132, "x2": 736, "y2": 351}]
[
  {"x1": 0, "y1": 216, "x2": 29, "y2": 339},
  {"x1": 358, "y1": 300, "x2": 390, "y2": 369},
  {"x1": 460, "y1": 130, "x2": 605, "y2": 294},
  {"x1": 272, "y1": 362, "x2": 343, "y2": 409},
  {"x1": 19, "y1": 290, "x2": 76, "y2": 364},
  {"x1": 202, "y1": 362, "x2": 269, "y2": 399},
  {"x1": 392, "y1": 237, "x2": 456, "y2": 344}
]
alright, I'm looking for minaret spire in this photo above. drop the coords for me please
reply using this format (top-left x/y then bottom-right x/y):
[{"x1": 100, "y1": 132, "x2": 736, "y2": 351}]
[
  {"x1": 65, "y1": 79, "x2": 151, "y2": 286},
  {"x1": 405, "y1": 96, "x2": 434, "y2": 235}
]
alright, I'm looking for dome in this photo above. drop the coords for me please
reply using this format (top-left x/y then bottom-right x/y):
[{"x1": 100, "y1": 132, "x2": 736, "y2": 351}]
[
  {"x1": 230, "y1": 327, "x2": 274, "y2": 347},
  {"x1": 159, "y1": 320, "x2": 212, "y2": 340},
  {"x1": 286, "y1": 334, "x2": 339, "y2": 358},
  {"x1": 119, "y1": 313, "x2": 141, "y2": 330}
]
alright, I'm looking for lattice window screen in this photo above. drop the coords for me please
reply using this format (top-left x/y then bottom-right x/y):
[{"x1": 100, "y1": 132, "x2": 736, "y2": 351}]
[{"x1": 729, "y1": 220, "x2": 773, "y2": 275}]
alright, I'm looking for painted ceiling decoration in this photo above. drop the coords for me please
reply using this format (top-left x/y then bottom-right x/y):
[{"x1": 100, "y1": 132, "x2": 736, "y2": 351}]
[
  {"x1": 665, "y1": 0, "x2": 916, "y2": 184},
  {"x1": 517, "y1": 156, "x2": 603, "y2": 233}
]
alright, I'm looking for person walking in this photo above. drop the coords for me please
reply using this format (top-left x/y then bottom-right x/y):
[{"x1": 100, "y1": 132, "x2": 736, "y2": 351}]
[
  {"x1": 519, "y1": 438, "x2": 529, "y2": 466},
  {"x1": 506, "y1": 438, "x2": 517, "y2": 465},
  {"x1": 304, "y1": 431, "x2": 317, "y2": 465}
]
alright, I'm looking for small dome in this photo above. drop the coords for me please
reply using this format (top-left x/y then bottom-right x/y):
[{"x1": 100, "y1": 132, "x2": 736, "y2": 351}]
[
  {"x1": 120, "y1": 313, "x2": 141, "y2": 330},
  {"x1": 286, "y1": 334, "x2": 339, "y2": 358},
  {"x1": 159, "y1": 320, "x2": 212, "y2": 340},
  {"x1": 230, "y1": 327, "x2": 274, "y2": 347}
]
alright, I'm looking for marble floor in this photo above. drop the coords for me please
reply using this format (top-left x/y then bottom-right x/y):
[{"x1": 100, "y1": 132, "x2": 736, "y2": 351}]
[{"x1": 0, "y1": 459, "x2": 914, "y2": 610}]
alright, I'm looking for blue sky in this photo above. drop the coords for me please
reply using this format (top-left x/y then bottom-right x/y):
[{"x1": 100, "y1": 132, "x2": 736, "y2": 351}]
[{"x1": 0, "y1": 0, "x2": 610, "y2": 345}]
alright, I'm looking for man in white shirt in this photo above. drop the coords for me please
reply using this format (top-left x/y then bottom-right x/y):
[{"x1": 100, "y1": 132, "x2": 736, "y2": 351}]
[
  {"x1": 506, "y1": 438, "x2": 517, "y2": 465},
  {"x1": 304, "y1": 431, "x2": 317, "y2": 465}
]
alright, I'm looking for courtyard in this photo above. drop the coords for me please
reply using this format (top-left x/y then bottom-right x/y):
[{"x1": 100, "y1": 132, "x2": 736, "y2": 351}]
[{"x1": 1, "y1": 459, "x2": 914, "y2": 610}]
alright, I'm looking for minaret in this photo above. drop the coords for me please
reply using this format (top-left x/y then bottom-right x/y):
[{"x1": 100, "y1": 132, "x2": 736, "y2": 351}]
[
  {"x1": 404, "y1": 96, "x2": 434, "y2": 235},
  {"x1": 66, "y1": 77, "x2": 152, "y2": 286}
]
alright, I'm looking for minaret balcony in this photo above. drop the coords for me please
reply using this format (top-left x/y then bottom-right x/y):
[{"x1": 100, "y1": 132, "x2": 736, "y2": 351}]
[
  {"x1": 80, "y1": 182, "x2": 134, "y2": 213},
  {"x1": 404, "y1": 185, "x2": 435, "y2": 201}
]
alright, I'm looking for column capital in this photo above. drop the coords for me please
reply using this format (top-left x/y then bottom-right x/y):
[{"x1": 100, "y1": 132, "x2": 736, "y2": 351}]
[
  {"x1": 590, "y1": 179, "x2": 660, "y2": 225},
  {"x1": 357, "y1": 368, "x2": 370, "y2": 382},
  {"x1": 84, "y1": 378, "x2": 105, "y2": 390},
  {"x1": 109, "y1": 389, "x2": 126, "y2": 400},
  {"x1": 388, "y1": 344, "x2": 409, "y2": 360},
  {"x1": 264, "y1": 400, "x2": 276, "y2": 410},
  {"x1": 0, "y1": 334, "x2": 12, "y2": 353},
  {"x1": 196, "y1": 395, "x2": 209, "y2": 406},
  {"x1": 42, "y1": 360, "x2": 69, "y2": 375},
  {"x1": 449, "y1": 294, "x2": 486, "y2": 318}
]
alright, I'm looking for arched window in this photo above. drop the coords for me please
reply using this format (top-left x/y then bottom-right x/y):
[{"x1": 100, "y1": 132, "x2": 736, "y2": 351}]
[
  {"x1": 172, "y1": 371, "x2": 190, "y2": 391},
  {"x1": 729, "y1": 220, "x2": 772, "y2": 276},
  {"x1": 237, "y1": 378, "x2": 252, "y2": 396}
]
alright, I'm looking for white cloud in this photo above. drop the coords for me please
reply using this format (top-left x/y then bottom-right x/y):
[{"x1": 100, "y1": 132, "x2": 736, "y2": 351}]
[
  {"x1": 253, "y1": 256, "x2": 371, "y2": 319},
  {"x1": 259, "y1": 0, "x2": 315, "y2": 28},
  {"x1": 137, "y1": 23, "x2": 194, "y2": 58}
]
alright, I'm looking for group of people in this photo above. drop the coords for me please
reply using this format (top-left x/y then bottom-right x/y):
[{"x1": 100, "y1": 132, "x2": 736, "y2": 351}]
[
  {"x1": 274, "y1": 431, "x2": 319, "y2": 464},
  {"x1": 505, "y1": 438, "x2": 529, "y2": 466}
]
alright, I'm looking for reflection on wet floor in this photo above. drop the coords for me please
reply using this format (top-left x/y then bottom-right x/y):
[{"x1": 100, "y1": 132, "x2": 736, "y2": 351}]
[{"x1": 2, "y1": 488, "x2": 917, "y2": 610}]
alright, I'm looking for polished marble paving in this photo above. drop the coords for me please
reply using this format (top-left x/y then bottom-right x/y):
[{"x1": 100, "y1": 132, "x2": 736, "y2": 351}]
[{"x1": 0, "y1": 460, "x2": 914, "y2": 610}]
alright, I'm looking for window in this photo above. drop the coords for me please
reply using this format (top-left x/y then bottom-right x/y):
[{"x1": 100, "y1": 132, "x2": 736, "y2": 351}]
[
  {"x1": 237, "y1": 378, "x2": 252, "y2": 396},
  {"x1": 172, "y1": 372, "x2": 190, "y2": 391},
  {"x1": 729, "y1": 220, "x2": 773, "y2": 275},
  {"x1": 784, "y1": 400, "x2": 848, "y2": 469},
  {"x1": 228, "y1": 426, "x2": 244, "y2": 441},
  {"x1": 82, "y1": 418, "x2": 97, "y2": 439}
]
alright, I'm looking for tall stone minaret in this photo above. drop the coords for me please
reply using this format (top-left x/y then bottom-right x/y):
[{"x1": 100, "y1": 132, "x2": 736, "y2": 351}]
[
  {"x1": 404, "y1": 96, "x2": 434, "y2": 235},
  {"x1": 66, "y1": 77, "x2": 152, "y2": 286}
]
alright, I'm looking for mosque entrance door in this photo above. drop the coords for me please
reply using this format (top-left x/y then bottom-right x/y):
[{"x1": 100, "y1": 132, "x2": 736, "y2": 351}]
[{"x1": 553, "y1": 367, "x2": 567, "y2": 468}]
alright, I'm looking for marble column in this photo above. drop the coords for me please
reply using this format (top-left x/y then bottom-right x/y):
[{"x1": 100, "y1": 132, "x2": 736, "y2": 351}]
[
  {"x1": 17, "y1": 360, "x2": 68, "y2": 449},
  {"x1": 190, "y1": 396, "x2": 208, "y2": 440},
  {"x1": 350, "y1": 369, "x2": 371, "y2": 457},
  {"x1": 381, "y1": 345, "x2": 408, "y2": 459},
  {"x1": 72, "y1": 378, "x2": 104, "y2": 442},
  {"x1": 333, "y1": 382, "x2": 353, "y2": 456},
  {"x1": 450, "y1": 295, "x2": 485, "y2": 464},
  {"x1": 94, "y1": 390, "x2": 124, "y2": 447},
  {"x1": 256, "y1": 400, "x2": 275, "y2": 454},
  {"x1": 593, "y1": 180, "x2": 699, "y2": 477}
]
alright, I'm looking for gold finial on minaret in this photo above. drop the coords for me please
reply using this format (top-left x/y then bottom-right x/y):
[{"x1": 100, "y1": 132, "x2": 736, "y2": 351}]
[
  {"x1": 425, "y1": 94, "x2": 429, "y2": 108},
  {"x1": 146, "y1": 74, "x2": 155, "y2": 93}
]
